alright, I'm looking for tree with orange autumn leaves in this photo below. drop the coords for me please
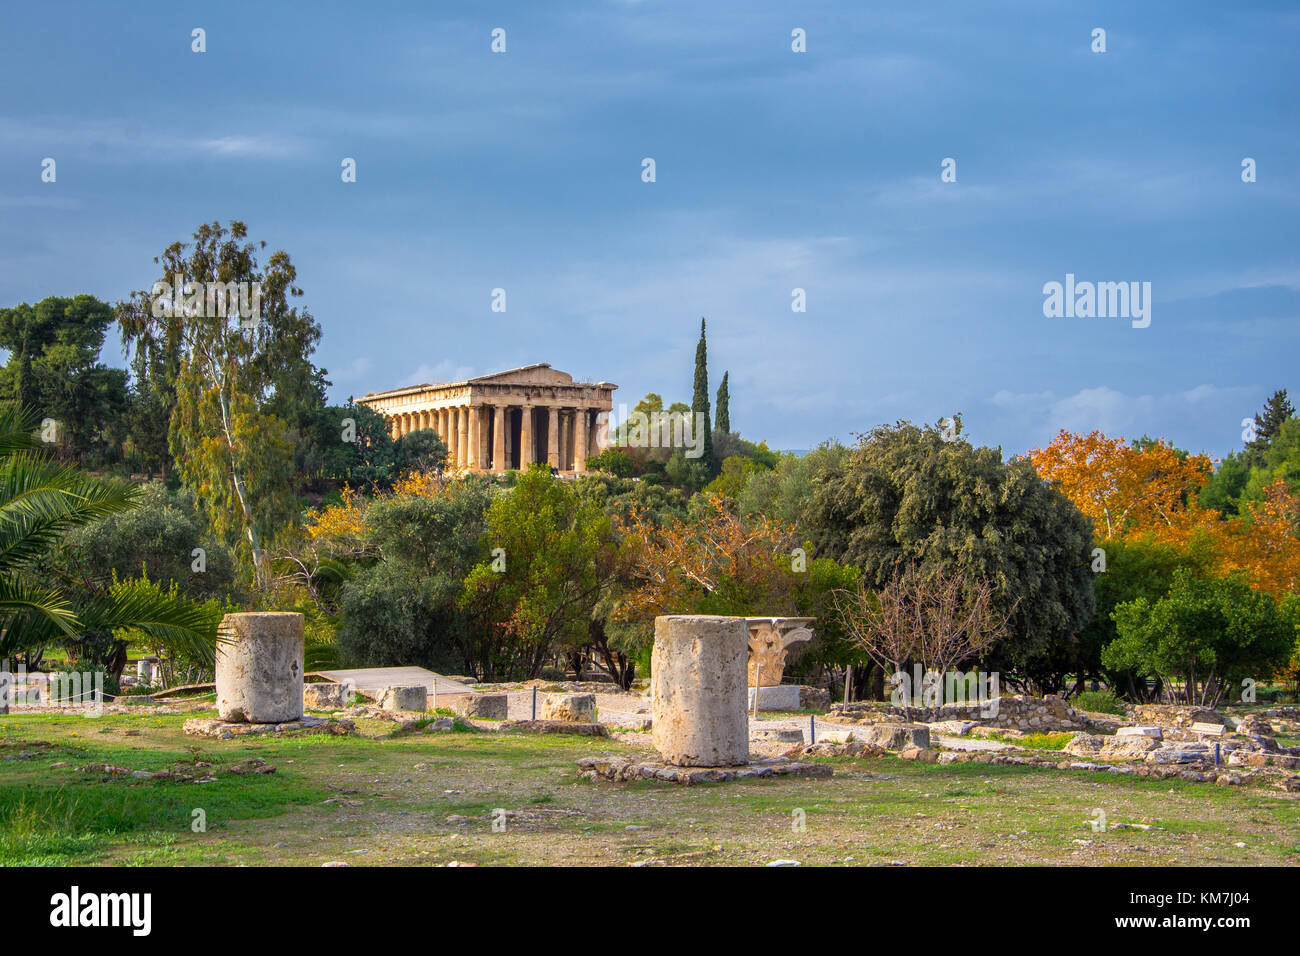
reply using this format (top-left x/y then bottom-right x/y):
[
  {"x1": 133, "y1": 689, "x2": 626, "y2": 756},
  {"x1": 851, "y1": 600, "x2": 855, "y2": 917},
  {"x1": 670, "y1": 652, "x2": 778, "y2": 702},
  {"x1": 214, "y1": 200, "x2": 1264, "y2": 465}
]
[
  {"x1": 615, "y1": 493, "x2": 803, "y2": 620},
  {"x1": 1026, "y1": 431, "x2": 1212, "y2": 540},
  {"x1": 1028, "y1": 430, "x2": 1300, "y2": 598}
]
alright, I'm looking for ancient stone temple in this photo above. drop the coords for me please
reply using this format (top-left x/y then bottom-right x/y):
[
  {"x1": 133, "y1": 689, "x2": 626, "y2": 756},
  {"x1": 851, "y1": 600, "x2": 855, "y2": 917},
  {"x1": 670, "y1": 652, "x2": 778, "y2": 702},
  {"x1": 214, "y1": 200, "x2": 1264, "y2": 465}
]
[{"x1": 359, "y1": 364, "x2": 617, "y2": 474}]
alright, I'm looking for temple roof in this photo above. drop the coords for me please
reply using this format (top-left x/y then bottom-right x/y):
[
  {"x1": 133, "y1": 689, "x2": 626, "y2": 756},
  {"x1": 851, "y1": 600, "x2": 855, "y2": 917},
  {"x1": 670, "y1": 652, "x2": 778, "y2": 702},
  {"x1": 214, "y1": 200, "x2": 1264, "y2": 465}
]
[{"x1": 361, "y1": 363, "x2": 616, "y2": 400}]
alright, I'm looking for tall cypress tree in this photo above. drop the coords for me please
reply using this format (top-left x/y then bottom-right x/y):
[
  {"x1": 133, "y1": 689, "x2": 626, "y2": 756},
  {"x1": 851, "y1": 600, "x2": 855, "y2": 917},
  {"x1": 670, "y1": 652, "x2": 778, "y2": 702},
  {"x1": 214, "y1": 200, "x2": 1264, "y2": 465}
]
[
  {"x1": 692, "y1": 317, "x2": 713, "y2": 470},
  {"x1": 716, "y1": 370, "x2": 730, "y2": 434}
]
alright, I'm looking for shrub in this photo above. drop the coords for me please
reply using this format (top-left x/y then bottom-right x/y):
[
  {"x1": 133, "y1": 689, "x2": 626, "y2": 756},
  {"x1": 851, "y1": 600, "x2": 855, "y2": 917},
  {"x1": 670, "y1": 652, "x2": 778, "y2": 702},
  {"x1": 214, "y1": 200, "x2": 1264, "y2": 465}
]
[
  {"x1": 335, "y1": 566, "x2": 467, "y2": 673},
  {"x1": 1074, "y1": 689, "x2": 1126, "y2": 715}
]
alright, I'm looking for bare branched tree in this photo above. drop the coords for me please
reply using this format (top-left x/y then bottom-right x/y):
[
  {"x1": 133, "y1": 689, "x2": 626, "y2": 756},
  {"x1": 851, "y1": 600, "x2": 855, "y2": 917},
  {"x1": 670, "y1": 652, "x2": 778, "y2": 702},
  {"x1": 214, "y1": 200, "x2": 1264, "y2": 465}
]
[{"x1": 830, "y1": 564, "x2": 1016, "y2": 719}]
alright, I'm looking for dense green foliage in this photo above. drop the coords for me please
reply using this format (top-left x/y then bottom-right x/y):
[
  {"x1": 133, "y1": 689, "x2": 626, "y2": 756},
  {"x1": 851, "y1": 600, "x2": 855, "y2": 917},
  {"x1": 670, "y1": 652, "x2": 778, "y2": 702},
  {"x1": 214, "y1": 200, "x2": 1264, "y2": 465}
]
[
  {"x1": 461, "y1": 466, "x2": 614, "y2": 679},
  {"x1": 1106, "y1": 568, "x2": 1293, "y2": 706},
  {"x1": 810, "y1": 420, "x2": 1096, "y2": 691},
  {"x1": 335, "y1": 481, "x2": 491, "y2": 672},
  {"x1": 0, "y1": 296, "x2": 129, "y2": 469}
]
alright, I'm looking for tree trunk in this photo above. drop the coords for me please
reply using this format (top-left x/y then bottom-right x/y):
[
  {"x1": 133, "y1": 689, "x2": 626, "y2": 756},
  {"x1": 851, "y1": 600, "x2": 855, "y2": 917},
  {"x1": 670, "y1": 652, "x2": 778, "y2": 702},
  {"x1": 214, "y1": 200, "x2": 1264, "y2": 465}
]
[{"x1": 869, "y1": 664, "x2": 885, "y2": 701}]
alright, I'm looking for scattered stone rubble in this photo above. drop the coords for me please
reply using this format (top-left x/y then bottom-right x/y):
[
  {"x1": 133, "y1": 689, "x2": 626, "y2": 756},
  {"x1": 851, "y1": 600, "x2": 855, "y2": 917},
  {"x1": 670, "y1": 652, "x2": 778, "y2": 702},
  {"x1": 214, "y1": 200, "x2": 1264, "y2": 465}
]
[
  {"x1": 828, "y1": 694, "x2": 1117, "y2": 734},
  {"x1": 788, "y1": 741, "x2": 885, "y2": 759},
  {"x1": 1011, "y1": 706, "x2": 1300, "y2": 793},
  {"x1": 183, "y1": 715, "x2": 355, "y2": 739},
  {"x1": 578, "y1": 754, "x2": 831, "y2": 786},
  {"x1": 500, "y1": 719, "x2": 608, "y2": 736},
  {"x1": 71, "y1": 756, "x2": 274, "y2": 783},
  {"x1": 780, "y1": 696, "x2": 1300, "y2": 794}
]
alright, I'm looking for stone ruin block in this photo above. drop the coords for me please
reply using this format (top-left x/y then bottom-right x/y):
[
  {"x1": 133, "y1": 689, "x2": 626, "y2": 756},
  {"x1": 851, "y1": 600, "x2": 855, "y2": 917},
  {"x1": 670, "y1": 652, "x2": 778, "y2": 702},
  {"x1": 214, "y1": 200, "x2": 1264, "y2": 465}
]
[
  {"x1": 857, "y1": 722, "x2": 931, "y2": 751},
  {"x1": 451, "y1": 693, "x2": 509, "y2": 720},
  {"x1": 539, "y1": 692, "x2": 596, "y2": 723},
  {"x1": 379, "y1": 685, "x2": 428, "y2": 712},
  {"x1": 303, "y1": 682, "x2": 348, "y2": 710},
  {"x1": 651, "y1": 615, "x2": 750, "y2": 767},
  {"x1": 745, "y1": 617, "x2": 816, "y2": 686},
  {"x1": 216, "y1": 612, "x2": 304, "y2": 723},
  {"x1": 747, "y1": 684, "x2": 803, "y2": 711}
]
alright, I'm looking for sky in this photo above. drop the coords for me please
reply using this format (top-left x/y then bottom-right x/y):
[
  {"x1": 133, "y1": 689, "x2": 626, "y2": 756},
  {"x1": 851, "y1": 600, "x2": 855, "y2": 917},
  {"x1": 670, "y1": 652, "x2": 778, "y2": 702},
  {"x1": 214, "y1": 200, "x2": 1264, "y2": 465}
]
[{"x1": 1, "y1": 0, "x2": 1296, "y2": 460}]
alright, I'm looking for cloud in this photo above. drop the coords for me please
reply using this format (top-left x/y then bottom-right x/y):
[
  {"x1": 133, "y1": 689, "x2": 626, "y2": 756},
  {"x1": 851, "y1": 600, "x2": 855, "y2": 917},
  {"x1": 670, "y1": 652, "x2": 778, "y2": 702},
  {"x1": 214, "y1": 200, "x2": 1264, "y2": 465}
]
[
  {"x1": 0, "y1": 116, "x2": 310, "y2": 161},
  {"x1": 329, "y1": 355, "x2": 373, "y2": 384},
  {"x1": 987, "y1": 383, "x2": 1258, "y2": 455},
  {"x1": 397, "y1": 360, "x2": 478, "y2": 388},
  {"x1": 0, "y1": 194, "x2": 81, "y2": 210}
]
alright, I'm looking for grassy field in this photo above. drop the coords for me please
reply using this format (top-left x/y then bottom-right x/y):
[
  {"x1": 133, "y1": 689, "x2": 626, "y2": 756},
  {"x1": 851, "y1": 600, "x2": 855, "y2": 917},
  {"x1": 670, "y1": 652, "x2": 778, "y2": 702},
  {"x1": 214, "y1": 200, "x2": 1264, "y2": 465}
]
[{"x1": 2, "y1": 709, "x2": 1298, "y2": 867}]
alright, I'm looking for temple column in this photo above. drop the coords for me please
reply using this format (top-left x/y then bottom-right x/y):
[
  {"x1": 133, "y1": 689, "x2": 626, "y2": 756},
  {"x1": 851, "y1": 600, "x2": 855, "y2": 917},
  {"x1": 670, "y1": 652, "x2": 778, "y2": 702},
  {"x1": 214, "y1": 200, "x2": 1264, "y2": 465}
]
[
  {"x1": 574, "y1": 410, "x2": 587, "y2": 473},
  {"x1": 560, "y1": 410, "x2": 571, "y2": 471},
  {"x1": 505, "y1": 409, "x2": 513, "y2": 467},
  {"x1": 546, "y1": 406, "x2": 559, "y2": 469},
  {"x1": 467, "y1": 406, "x2": 481, "y2": 469},
  {"x1": 492, "y1": 405, "x2": 506, "y2": 472},
  {"x1": 456, "y1": 406, "x2": 469, "y2": 468},
  {"x1": 520, "y1": 404, "x2": 534, "y2": 467}
]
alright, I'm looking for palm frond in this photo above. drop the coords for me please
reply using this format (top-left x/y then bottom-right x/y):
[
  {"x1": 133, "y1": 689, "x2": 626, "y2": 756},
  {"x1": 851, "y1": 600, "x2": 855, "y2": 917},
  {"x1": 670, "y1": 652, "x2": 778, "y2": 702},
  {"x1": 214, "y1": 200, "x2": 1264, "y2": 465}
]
[
  {"x1": 0, "y1": 579, "x2": 82, "y2": 657},
  {"x1": 77, "y1": 578, "x2": 222, "y2": 667},
  {"x1": 0, "y1": 404, "x2": 44, "y2": 457},
  {"x1": 0, "y1": 453, "x2": 139, "y2": 570}
]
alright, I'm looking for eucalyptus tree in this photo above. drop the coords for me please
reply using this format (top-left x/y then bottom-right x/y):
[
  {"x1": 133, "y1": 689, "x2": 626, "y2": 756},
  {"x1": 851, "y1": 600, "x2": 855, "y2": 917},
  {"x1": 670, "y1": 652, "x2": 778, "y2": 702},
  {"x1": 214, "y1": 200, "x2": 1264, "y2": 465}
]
[{"x1": 117, "y1": 221, "x2": 324, "y2": 585}]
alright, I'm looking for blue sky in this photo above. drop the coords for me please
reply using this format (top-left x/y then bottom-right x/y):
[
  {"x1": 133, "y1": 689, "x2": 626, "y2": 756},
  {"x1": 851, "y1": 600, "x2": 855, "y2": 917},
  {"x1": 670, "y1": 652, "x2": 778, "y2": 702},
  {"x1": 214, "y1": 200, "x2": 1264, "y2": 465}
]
[{"x1": 1, "y1": 0, "x2": 1296, "y2": 459}]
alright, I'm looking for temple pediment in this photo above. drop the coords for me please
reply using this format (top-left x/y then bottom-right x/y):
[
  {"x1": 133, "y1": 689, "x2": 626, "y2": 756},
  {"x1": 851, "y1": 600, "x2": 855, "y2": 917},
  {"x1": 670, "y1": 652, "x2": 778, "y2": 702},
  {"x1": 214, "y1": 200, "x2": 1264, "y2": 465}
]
[{"x1": 469, "y1": 363, "x2": 574, "y2": 387}]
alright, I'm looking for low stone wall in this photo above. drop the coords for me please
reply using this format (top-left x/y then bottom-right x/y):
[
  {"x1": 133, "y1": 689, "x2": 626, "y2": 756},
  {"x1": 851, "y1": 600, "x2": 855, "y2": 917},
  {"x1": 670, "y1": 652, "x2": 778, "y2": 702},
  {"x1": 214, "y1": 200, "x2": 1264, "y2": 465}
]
[{"x1": 827, "y1": 694, "x2": 1089, "y2": 733}]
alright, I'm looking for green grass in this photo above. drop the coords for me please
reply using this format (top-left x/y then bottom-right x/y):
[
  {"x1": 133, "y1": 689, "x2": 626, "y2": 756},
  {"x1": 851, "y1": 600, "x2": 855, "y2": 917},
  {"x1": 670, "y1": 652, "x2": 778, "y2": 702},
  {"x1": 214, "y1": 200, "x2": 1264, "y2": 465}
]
[
  {"x1": 3, "y1": 708, "x2": 1299, "y2": 867},
  {"x1": 0, "y1": 724, "x2": 333, "y2": 865}
]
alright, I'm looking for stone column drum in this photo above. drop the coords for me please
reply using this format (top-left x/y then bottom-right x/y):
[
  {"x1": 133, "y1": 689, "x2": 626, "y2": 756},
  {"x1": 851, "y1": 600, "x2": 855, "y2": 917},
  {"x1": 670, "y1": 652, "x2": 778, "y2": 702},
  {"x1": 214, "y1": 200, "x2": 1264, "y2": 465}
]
[
  {"x1": 216, "y1": 612, "x2": 304, "y2": 723},
  {"x1": 651, "y1": 615, "x2": 750, "y2": 766}
]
